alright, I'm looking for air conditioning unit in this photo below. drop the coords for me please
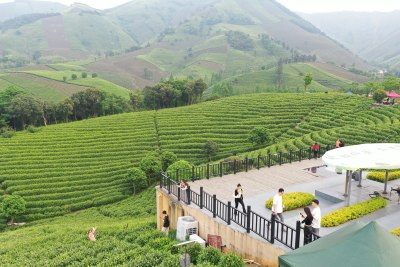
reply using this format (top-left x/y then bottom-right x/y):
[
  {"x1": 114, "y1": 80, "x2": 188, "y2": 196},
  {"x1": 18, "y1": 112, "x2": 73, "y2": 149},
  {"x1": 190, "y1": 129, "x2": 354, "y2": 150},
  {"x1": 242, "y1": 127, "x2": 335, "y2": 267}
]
[{"x1": 176, "y1": 216, "x2": 198, "y2": 241}]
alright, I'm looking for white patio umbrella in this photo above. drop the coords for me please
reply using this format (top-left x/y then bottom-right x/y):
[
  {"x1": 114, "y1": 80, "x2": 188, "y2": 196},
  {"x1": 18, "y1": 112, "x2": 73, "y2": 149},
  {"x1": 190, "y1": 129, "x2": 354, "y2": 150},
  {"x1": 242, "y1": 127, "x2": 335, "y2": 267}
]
[{"x1": 322, "y1": 143, "x2": 400, "y2": 200}]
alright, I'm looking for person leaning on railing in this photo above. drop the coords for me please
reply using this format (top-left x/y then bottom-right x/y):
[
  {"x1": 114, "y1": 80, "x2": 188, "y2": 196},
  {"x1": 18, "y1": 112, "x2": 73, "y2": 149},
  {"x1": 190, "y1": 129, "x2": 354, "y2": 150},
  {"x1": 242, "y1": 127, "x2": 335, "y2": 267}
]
[{"x1": 300, "y1": 207, "x2": 313, "y2": 244}]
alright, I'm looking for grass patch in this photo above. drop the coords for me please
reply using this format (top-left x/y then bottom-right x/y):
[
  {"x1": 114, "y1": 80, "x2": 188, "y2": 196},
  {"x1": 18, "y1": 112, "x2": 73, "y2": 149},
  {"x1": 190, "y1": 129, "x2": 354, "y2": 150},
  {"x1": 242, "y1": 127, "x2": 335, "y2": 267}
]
[
  {"x1": 321, "y1": 197, "x2": 388, "y2": 227},
  {"x1": 265, "y1": 192, "x2": 314, "y2": 211}
]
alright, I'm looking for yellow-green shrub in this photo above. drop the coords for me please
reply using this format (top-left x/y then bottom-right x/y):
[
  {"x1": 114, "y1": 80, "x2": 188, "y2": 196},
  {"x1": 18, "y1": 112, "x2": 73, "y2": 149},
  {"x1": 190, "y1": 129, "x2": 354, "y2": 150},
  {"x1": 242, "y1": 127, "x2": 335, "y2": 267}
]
[
  {"x1": 265, "y1": 192, "x2": 314, "y2": 211},
  {"x1": 367, "y1": 171, "x2": 400, "y2": 183},
  {"x1": 321, "y1": 197, "x2": 387, "y2": 227},
  {"x1": 391, "y1": 227, "x2": 400, "y2": 237}
]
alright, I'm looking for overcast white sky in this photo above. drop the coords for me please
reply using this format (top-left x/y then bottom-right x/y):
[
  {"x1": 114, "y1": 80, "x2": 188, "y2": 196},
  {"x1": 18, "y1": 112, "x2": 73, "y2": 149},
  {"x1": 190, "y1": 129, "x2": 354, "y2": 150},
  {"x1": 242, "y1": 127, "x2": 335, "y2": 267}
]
[{"x1": 0, "y1": 0, "x2": 400, "y2": 13}]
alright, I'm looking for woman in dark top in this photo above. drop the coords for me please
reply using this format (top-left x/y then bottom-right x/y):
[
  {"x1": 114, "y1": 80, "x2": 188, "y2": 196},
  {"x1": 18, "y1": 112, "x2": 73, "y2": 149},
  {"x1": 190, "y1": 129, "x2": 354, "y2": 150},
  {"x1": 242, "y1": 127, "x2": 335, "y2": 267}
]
[{"x1": 300, "y1": 207, "x2": 313, "y2": 245}]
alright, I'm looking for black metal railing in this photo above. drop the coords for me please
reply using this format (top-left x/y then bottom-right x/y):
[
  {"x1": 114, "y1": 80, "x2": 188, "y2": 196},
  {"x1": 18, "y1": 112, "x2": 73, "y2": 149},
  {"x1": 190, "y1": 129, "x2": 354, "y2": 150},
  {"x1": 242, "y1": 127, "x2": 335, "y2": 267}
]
[
  {"x1": 160, "y1": 173, "x2": 321, "y2": 250},
  {"x1": 165, "y1": 144, "x2": 335, "y2": 182}
]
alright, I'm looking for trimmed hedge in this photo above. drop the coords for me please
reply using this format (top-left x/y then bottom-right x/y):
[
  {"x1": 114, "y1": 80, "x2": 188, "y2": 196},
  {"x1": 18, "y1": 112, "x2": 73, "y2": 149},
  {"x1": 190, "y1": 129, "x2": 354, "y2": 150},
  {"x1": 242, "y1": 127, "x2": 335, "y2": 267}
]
[
  {"x1": 391, "y1": 227, "x2": 400, "y2": 237},
  {"x1": 367, "y1": 171, "x2": 400, "y2": 183},
  {"x1": 321, "y1": 197, "x2": 388, "y2": 227},
  {"x1": 265, "y1": 192, "x2": 314, "y2": 211}
]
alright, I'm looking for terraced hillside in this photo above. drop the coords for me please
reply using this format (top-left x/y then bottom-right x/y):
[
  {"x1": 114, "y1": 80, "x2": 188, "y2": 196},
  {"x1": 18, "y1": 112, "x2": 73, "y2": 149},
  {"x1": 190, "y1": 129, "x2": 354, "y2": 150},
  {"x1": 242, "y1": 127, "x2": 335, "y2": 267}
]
[
  {"x1": 0, "y1": 188, "x2": 183, "y2": 266},
  {"x1": 1, "y1": 93, "x2": 400, "y2": 220}
]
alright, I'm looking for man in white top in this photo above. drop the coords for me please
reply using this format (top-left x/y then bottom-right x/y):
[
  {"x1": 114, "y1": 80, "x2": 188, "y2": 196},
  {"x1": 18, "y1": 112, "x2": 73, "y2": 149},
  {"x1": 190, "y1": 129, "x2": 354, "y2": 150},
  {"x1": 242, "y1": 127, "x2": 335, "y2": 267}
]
[
  {"x1": 311, "y1": 199, "x2": 321, "y2": 235},
  {"x1": 272, "y1": 188, "x2": 285, "y2": 222}
]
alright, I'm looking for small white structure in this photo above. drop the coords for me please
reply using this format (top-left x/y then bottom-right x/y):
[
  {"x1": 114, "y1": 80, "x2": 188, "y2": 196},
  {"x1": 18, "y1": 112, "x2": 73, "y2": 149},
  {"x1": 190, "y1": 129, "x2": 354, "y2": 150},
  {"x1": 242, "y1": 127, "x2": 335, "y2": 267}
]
[
  {"x1": 322, "y1": 143, "x2": 400, "y2": 203},
  {"x1": 189, "y1": 234, "x2": 206, "y2": 247},
  {"x1": 176, "y1": 216, "x2": 198, "y2": 241}
]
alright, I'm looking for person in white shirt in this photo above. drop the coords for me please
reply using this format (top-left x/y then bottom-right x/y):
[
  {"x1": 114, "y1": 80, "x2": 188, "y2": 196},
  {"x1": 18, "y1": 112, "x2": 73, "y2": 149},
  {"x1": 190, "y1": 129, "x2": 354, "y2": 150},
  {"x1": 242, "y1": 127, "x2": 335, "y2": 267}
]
[
  {"x1": 233, "y1": 183, "x2": 246, "y2": 214},
  {"x1": 311, "y1": 199, "x2": 321, "y2": 235},
  {"x1": 272, "y1": 188, "x2": 285, "y2": 222}
]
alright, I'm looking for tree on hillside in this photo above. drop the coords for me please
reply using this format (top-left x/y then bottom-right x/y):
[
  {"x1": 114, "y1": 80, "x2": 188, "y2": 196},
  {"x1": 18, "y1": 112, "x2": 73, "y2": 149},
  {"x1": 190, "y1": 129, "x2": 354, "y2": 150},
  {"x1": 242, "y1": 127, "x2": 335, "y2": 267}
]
[
  {"x1": 81, "y1": 72, "x2": 87, "y2": 78},
  {"x1": 126, "y1": 167, "x2": 147, "y2": 194},
  {"x1": 139, "y1": 155, "x2": 162, "y2": 180},
  {"x1": 2, "y1": 195, "x2": 26, "y2": 224},
  {"x1": 7, "y1": 95, "x2": 42, "y2": 129},
  {"x1": 56, "y1": 99, "x2": 73, "y2": 123},
  {"x1": 129, "y1": 90, "x2": 143, "y2": 111},
  {"x1": 382, "y1": 77, "x2": 400, "y2": 91},
  {"x1": 275, "y1": 58, "x2": 283, "y2": 89},
  {"x1": 71, "y1": 74, "x2": 77, "y2": 80},
  {"x1": 248, "y1": 126, "x2": 271, "y2": 149},
  {"x1": 373, "y1": 89, "x2": 387, "y2": 103},
  {"x1": 161, "y1": 151, "x2": 178, "y2": 171},
  {"x1": 304, "y1": 72, "x2": 313, "y2": 92},
  {"x1": 203, "y1": 140, "x2": 219, "y2": 162}
]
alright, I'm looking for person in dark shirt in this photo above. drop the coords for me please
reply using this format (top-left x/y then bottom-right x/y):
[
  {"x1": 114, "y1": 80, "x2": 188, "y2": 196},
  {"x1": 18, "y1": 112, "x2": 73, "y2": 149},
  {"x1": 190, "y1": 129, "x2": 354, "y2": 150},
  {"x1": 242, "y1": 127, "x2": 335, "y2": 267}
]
[
  {"x1": 162, "y1": 210, "x2": 170, "y2": 236},
  {"x1": 233, "y1": 183, "x2": 246, "y2": 215},
  {"x1": 300, "y1": 207, "x2": 313, "y2": 244}
]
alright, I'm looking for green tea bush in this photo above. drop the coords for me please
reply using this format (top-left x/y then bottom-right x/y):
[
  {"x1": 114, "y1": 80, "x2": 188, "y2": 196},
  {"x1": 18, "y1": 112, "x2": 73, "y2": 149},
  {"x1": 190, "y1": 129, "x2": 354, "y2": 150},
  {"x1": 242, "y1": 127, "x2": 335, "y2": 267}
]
[
  {"x1": 198, "y1": 247, "x2": 221, "y2": 266},
  {"x1": 167, "y1": 160, "x2": 192, "y2": 180},
  {"x1": 321, "y1": 197, "x2": 388, "y2": 227},
  {"x1": 188, "y1": 242, "x2": 203, "y2": 264},
  {"x1": 367, "y1": 171, "x2": 400, "y2": 183},
  {"x1": 161, "y1": 151, "x2": 178, "y2": 170},
  {"x1": 218, "y1": 253, "x2": 245, "y2": 267},
  {"x1": 26, "y1": 125, "x2": 41, "y2": 133},
  {"x1": 265, "y1": 192, "x2": 314, "y2": 211}
]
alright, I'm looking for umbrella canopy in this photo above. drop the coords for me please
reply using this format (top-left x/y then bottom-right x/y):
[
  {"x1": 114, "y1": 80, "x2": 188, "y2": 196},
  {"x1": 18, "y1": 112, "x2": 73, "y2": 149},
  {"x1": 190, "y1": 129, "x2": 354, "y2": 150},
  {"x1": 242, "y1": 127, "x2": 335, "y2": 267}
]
[
  {"x1": 279, "y1": 221, "x2": 400, "y2": 267},
  {"x1": 322, "y1": 143, "x2": 400, "y2": 171},
  {"x1": 386, "y1": 91, "x2": 400, "y2": 98}
]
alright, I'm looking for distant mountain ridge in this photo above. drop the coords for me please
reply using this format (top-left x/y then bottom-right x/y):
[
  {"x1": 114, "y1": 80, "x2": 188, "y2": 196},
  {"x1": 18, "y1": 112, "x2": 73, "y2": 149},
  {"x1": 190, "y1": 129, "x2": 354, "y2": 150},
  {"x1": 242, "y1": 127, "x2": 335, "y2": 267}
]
[
  {"x1": 0, "y1": 0, "x2": 66, "y2": 22},
  {"x1": 0, "y1": 0, "x2": 371, "y2": 90},
  {"x1": 302, "y1": 11, "x2": 400, "y2": 70}
]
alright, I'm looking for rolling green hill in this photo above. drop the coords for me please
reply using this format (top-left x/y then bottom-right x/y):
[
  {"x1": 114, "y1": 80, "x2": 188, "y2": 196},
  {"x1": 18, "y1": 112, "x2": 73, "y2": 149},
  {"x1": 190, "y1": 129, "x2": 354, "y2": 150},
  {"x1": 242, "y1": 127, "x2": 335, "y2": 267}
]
[
  {"x1": 1, "y1": 93, "x2": 400, "y2": 221},
  {"x1": 0, "y1": 188, "x2": 183, "y2": 266},
  {"x1": 205, "y1": 63, "x2": 359, "y2": 97},
  {"x1": 0, "y1": 70, "x2": 131, "y2": 102}
]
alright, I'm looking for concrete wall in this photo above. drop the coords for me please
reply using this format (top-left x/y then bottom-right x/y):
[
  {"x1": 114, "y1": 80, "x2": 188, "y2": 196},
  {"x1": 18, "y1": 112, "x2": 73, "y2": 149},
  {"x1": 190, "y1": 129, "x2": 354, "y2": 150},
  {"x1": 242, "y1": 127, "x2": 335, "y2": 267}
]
[{"x1": 156, "y1": 187, "x2": 284, "y2": 267}]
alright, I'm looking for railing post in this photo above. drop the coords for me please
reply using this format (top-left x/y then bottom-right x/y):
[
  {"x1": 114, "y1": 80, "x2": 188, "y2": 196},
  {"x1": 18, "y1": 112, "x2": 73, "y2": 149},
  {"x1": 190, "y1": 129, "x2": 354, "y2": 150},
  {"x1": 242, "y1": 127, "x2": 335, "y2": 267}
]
[
  {"x1": 206, "y1": 163, "x2": 210, "y2": 179},
  {"x1": 245, "y1": 157, "x2": 248, "y2": 172},
  {"x1": 213, "y1": 194, "x2": 217, "y2": 218},
  {"x1": 270, "y1": 214, "x2": 276, "y2": 244},
  {"x1": 219, "y1": 162, "x2": 223, "y2": 177},
  {"x1": 167, "y1": 177, "x2": 171, "y2": 194},
  {"x1": 227, "y1": 201, "x2": 231, "y2": 225},
  {"x1": 289, "y1": 151, "x2": 292, "y2": 163},
  {"x1": 160, "y1": 172, "x2": 163, "y2": 188},
  {"x1": 246, "y1": 206, "x2": 251, "y2": 233},
  {"x1": 295, "y1": 220, "x2": 301, "y2": 249},
  {"x1": 268, "y1": 154, "x2": 271, "y2": 167},
  {"x1": 299, "y1": 149, "x2": 302, "y2": 162},
  {"x1": 192, "y1": 165, "x2": 195, "y2": 182},
  {"x1": 383, "y1": 170, "x2": 389, "y2": 194},
  {"x1": 257, "y1": 155, "x2": 260, "y2": 170},
  {"x1": 200, "y1": 187, "x2": 204, "y2": 209},
  {"x1": 187, "y1": 188, "x2": 191, "y2": 205},
  {"x1": 279, "y1": 152, "x2": 282, "y2": 165},
  {"x1": 177, "y1": 186, "x2": 181, "y2": 201},
  {"x1": 308, "y1": 147, "x2": 312, "y2": 160}
]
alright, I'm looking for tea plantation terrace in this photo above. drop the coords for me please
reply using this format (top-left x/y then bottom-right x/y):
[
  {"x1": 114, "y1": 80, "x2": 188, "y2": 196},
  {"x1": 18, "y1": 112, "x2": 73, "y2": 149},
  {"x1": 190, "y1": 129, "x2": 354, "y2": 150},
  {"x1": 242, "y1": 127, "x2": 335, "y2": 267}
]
[{"x1": 0, "y1": 93, "x2": 400, "y2": 220}]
